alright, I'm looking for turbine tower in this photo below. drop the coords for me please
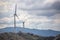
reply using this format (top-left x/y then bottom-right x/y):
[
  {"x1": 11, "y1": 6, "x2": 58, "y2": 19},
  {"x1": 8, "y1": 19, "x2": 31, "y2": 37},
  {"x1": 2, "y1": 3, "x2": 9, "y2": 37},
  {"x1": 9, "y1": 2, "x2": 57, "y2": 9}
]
[
  {"x1": 23, "y1": 21, "x2": 25, "y2": 28},
  {"x1": 14, "y1": 4, "x2": 18, "y2": 33},
  {"x1": 22, "y1": 19, "x2": 27, "y2": 29}
]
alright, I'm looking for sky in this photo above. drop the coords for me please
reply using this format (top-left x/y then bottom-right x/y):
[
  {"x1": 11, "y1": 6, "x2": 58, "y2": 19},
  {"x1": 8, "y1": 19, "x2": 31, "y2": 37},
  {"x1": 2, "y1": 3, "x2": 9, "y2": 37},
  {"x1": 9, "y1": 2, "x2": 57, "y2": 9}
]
[{"x1": 0, "y1": 0, "x2": 60, "y2": 31}]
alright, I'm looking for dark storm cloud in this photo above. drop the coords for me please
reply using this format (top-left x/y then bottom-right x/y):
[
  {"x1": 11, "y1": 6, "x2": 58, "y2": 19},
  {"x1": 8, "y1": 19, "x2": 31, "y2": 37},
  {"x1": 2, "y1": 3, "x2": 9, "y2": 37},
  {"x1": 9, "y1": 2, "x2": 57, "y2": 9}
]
[
  {"x1": 28, "y1": 10, "x2": 60, "y2": 17},
  {"x1": 18, "y1": 0, "x2": 60, "y2": 18},
  {"x1": 23, "y1": 0, "x2": 60, "y2": 17},
  {"x1": 36, "y1": 13, "x2": 56, "y2": 17},
  {"x1": 52, "y1": 1, "x2": 60, "y2": 10},
  {"x1": 31, "y1": 0, "x2": 60, "y2": 10},
  {"x1": 18, "y1": 0, "x2": 60, "y2": 10}
]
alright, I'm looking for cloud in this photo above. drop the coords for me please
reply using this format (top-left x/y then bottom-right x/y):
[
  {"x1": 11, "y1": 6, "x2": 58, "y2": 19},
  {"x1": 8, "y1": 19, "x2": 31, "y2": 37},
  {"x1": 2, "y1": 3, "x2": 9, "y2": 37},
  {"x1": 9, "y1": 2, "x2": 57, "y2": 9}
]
[
  {"x1": 24, "y1": 13, "x2": 60, "y2": 31},
  {"x1": 0, "y1": 24, "x2": 7, "y2": 29},
  {"x1": 28, "y1": 10, "x2": 60, "y2": 17},
  {"x1": 52, "y1": 1, "x2": 60, "y2": 10},
  {"x1": 50, "y1": 14, "x2": 60, "y2": 24},
  {"x1": 18, "y1": 0, "x2": 60, "y2": 10},
  {"x1": 28, "y1": 0, "x2": 59, "y2": 10},
  {"x1": 0, "y1": 17, "x2": 13, "y2": 24},
  {"x1": 0, "y1": 0, "x2": 60, "y2": 31}
]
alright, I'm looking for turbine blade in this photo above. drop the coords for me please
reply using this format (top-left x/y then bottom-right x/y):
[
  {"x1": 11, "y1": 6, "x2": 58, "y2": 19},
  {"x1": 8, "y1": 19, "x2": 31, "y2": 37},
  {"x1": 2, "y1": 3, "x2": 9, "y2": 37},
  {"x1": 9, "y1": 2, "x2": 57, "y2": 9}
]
[
  {"x1": 16, "y1": 14, "x2": 20, "y2": 19},
  {"x1": 15, "y1": 4, "x2": 17, "y2": 15}
]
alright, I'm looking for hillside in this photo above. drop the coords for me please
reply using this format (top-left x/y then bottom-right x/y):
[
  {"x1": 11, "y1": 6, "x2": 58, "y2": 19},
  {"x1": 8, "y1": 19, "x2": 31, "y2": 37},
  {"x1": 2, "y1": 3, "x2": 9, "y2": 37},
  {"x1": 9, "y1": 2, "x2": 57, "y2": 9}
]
[
  {"x1": 0, "y1": 32, "x2": 43, "y2": 40},
  {"x1": 0, "y1": 27, "x2": 60, "y2": 36},
  {"x1": 0, "y1": 32, "x2": 60, "y2": 40}
]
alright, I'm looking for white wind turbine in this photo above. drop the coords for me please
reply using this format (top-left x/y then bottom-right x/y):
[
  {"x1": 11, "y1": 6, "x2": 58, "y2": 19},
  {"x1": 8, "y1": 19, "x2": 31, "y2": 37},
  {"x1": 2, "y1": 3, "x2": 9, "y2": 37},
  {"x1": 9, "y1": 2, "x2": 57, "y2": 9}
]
[
  {"x1": 14, "y1": 4, "x2": 28, "y2": 33},
  {"x1": 13, "y1": 4, "x2": 18, "y2": 33}
]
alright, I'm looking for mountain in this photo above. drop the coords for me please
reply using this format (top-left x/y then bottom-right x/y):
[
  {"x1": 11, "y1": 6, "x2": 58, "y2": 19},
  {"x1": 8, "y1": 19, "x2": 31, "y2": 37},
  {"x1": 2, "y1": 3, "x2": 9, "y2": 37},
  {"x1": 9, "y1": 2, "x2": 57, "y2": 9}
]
[{"x1": 0, "y1": 27, "x2": 60, "y2": 36}]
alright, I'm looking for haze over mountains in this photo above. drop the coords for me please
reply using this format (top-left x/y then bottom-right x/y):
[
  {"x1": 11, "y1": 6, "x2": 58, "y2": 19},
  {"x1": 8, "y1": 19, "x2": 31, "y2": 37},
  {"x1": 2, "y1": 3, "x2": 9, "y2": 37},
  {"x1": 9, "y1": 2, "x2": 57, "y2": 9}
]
[{"x1": 0, "y1": 27, "x2": 60, "y2": 37}]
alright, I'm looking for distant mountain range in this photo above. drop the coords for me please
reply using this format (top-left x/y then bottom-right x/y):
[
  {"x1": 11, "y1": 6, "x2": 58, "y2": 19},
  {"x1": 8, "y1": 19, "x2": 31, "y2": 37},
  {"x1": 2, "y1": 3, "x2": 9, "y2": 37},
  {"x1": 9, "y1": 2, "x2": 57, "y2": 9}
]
[{"x1": 0, "y1": 27, "x2": 60, "y2": 37}]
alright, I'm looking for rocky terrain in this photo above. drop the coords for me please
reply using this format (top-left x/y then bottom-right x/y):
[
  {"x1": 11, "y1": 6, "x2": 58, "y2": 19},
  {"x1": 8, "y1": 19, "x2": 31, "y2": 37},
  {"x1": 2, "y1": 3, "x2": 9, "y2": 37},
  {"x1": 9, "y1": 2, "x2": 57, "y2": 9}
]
[{"x1": 0, "y1": 32, "x2": 60, "y2": 40}]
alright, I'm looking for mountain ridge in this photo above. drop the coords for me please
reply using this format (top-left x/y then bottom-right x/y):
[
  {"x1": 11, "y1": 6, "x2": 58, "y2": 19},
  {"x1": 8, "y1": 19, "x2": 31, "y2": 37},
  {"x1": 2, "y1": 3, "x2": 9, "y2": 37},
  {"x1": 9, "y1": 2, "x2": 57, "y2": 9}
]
[{"x1": 0, "y1": 27, "x2": 60, "y2": 37}]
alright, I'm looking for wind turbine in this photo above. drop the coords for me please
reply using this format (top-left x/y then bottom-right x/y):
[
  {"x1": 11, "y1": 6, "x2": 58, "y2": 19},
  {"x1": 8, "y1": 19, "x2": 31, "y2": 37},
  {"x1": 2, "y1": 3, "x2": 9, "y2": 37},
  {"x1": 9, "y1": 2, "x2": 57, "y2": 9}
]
[
  {"x1": 23, "y1": 18, "x2": 28, "y2": 28},
  {"x1": 14, "y1": 4, "x2": 18, "y2": 33},
  {"x1": 13, "y1": 3, "x2": 29, "y2": 33},
  {"x1": 14, "y1": 4, "x2": 26, "y2": 33},
  {"x1": 22, "y1": 21, "x2": 25, "y2": 28},
  {"x1": 22, "y1": 19, "x2": 28, "y2": 32}
]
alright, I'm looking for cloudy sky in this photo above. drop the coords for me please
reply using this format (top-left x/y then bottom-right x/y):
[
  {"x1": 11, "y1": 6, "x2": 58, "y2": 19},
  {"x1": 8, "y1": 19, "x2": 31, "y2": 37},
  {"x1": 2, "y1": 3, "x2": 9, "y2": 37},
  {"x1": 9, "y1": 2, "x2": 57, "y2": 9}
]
[{"x1": 0, "y1": 0, "x2": 60, "y2": 31}]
